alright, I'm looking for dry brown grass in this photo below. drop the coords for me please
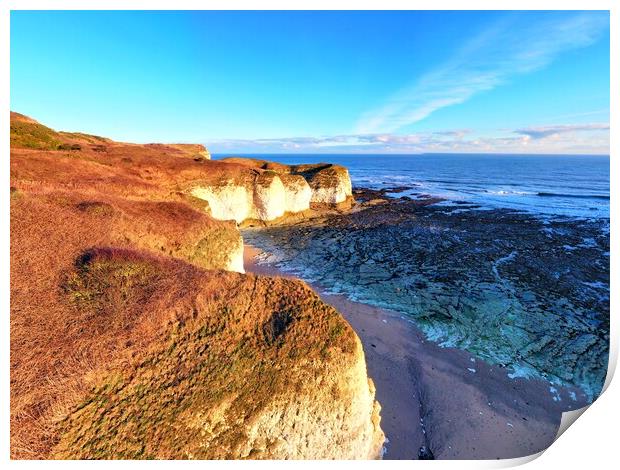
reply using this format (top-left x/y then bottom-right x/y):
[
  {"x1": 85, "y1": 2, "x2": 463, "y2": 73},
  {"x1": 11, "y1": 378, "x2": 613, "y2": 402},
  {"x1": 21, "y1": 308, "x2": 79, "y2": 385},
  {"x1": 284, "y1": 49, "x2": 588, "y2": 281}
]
[
  {"x1": 51, "y1": 255, "x2": 354, "y2": 459},
  {"x1": 10, "y1": 113, "x2": 359, "y2": 459}
]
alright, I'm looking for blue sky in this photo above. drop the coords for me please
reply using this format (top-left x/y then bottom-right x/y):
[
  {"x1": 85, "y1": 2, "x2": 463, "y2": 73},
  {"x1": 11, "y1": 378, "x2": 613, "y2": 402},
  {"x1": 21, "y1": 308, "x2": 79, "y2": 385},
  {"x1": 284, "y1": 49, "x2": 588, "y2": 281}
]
[{"x1": 11, "y1": 11, "x2": 609, "y2": 154}]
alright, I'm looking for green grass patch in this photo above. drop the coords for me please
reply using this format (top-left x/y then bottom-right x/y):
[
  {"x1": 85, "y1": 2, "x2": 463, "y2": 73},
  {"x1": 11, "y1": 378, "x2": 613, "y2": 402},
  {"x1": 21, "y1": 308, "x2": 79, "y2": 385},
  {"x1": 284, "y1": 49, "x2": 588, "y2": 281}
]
[
  {"x1": 10, "y1": 120, "x2": 62, "y2": 150},
  {"x1": 62, "y1": 249, "x2": 158, "y2": 314},
  {"x1": 75, "y1": 201, "x2": 115, "y2": 217},
  {"x1": 59, "y1": 132, "x2": 108, "y2": 143},
  {"x1": 189, "y1": 227, "x2": 240, "y2": 270}
]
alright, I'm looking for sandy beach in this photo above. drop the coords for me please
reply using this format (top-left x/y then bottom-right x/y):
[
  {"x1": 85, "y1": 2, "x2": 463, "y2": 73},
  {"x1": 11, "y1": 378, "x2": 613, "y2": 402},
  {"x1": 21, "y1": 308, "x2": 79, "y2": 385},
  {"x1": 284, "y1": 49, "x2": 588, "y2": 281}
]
[{"x1": 244, "y1": 244, "x2": 590, "y2": 460}]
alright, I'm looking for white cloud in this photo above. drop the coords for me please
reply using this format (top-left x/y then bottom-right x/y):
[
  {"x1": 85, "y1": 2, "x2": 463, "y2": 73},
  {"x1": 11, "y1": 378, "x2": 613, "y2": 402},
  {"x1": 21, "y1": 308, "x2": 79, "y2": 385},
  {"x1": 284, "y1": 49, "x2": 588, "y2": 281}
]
[
  {"x1": 206, "y1": 122, "x2": 609, "y2": 155},
  {"x1": 514, "y1": 123, "x2": 609, "y2": 139},
  {"x1": 354, "y1": 12, "x2": 609, "y2": 134}
]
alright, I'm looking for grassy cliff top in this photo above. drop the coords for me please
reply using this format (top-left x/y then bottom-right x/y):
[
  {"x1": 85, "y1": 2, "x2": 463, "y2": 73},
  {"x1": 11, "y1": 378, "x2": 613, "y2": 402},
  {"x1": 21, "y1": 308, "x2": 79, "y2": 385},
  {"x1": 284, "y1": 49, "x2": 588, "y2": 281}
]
[{"x1": 10, "y1": 113, "x2": 368, "y2": 459}]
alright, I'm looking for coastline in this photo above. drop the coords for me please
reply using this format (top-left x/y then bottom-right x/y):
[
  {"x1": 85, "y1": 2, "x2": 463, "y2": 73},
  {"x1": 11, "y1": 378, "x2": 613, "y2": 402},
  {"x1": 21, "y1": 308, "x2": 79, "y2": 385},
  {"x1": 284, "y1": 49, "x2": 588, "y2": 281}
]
[
  {"x1": 10, "y1": 109, "x2": 608, "y2": 460},
  {"x1": 244, "y1": 244, "x2": 589, "y2": 460}
]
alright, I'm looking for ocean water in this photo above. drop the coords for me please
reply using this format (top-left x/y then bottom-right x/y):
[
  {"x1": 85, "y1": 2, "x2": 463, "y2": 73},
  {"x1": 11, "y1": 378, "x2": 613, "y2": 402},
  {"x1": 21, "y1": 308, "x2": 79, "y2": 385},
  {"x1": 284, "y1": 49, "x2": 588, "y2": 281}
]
[
  {"x1": 219, "y1": 153, "x2": 610, "y2": 399},
  {"x1": 215, "y1": 153, "x2": 610, "y2": 220}
]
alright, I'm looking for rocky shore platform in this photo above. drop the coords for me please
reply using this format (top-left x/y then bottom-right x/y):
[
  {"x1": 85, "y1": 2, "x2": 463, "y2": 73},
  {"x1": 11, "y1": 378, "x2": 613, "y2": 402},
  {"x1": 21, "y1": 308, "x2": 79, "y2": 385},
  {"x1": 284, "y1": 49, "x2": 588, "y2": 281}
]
[{"x1": 243, "y1": 186, "x2": 609, "y2": 459}]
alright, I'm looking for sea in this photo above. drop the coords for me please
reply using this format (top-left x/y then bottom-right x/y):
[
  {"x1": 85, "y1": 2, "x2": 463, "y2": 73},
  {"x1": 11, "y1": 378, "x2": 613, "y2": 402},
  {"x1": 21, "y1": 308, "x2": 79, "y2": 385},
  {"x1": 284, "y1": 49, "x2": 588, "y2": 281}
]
[
  {"x1": 214, "y1": 153, "x2": 610, "y2": 399},
  {"x1": 215, "y1": 153, "x2": 610, "y2": 220}
]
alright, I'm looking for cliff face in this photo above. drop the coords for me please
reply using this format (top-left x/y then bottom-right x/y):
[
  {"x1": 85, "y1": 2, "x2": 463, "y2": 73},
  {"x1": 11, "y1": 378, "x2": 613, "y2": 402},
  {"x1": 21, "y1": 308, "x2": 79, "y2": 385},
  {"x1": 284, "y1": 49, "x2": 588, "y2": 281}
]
[
  {"x1": 50, "y1": 259, "x2": 384, "y2": 459},
  {"x1": 280, "y1": 173, "x2": 312, "y2": 213},
  {"x1": 236, "y1": 337, "x2": 384, "y2": 459},
  {"x1": 167, "y1": 143, "x2": 212, "y2": 160},
  {"x1": 190, "y1": 184, "x2": 255, "y2": 223},
  {"x1": 10, "y1": 112, "x2": 383, "y2": 460},
  {"x1": 191, "y1": 157, "x2": 354, "y2": 224},
  {"x1": 294, "y1": 164, "x2": 353, "y2": 204}
]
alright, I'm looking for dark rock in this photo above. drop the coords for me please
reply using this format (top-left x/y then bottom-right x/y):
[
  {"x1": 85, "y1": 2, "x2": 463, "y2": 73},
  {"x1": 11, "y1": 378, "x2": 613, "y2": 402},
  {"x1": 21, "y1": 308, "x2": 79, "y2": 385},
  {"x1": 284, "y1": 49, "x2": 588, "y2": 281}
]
[
  {"x1": 418, "y1": 446, "x2": 435, "y2": 460},
  {"x1": 242, "y1": 189, "x2": 609, "y2": 400}
]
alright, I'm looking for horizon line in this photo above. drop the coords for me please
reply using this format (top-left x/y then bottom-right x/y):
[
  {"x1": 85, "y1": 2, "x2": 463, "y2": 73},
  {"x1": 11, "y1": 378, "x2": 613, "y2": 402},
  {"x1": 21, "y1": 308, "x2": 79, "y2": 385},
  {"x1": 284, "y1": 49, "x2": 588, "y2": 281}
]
[{"x1": 211, "y1": 151, "x2": 610, "y2": 157}]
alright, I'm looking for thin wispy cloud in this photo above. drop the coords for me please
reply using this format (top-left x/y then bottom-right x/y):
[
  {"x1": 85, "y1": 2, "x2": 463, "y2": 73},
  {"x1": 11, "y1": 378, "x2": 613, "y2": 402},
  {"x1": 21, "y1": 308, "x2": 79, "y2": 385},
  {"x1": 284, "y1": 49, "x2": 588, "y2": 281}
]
[
  {"x1": 515, "y1": 123, "x2": 609, "y2": 140},
  {"x1": 543, "y1": 108, "x2": 610, "y2": 122},
  {"x1": 355, "y1": 12, "x2": 609, "y2": 134},
  {"x1": 207, "y1": 122, "x2": 609, "y2": 155}
]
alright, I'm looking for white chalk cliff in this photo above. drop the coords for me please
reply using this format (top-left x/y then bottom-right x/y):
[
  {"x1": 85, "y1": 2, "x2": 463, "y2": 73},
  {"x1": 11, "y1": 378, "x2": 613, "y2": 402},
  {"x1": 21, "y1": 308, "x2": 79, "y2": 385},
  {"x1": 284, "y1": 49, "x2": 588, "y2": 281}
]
[
  {"x1": 190, "y1": 161, "x2": 353, "y2": 224},
  {"x1": 226, "y1": 234, "x2": 245, "y2": 274},
  {"x1": 235, "y1": 336, "x2": 385, "y2": 459},
  {"x1": 191, "y1": 185, "x2": 253, "y2": 224},
  {"x1": 280, "y1": 174, "x2": 313, "y2": 213},
  {"x1": 299, "y1": 165, "x2": 353, "y2": 204}
]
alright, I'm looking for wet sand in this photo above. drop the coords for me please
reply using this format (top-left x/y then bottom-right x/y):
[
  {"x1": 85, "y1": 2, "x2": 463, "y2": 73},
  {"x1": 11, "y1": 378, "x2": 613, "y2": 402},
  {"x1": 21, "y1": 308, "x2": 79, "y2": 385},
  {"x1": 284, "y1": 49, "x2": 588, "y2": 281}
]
[{"x1": 244, "y1": 245, "x2": 589, "y2": 460}]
